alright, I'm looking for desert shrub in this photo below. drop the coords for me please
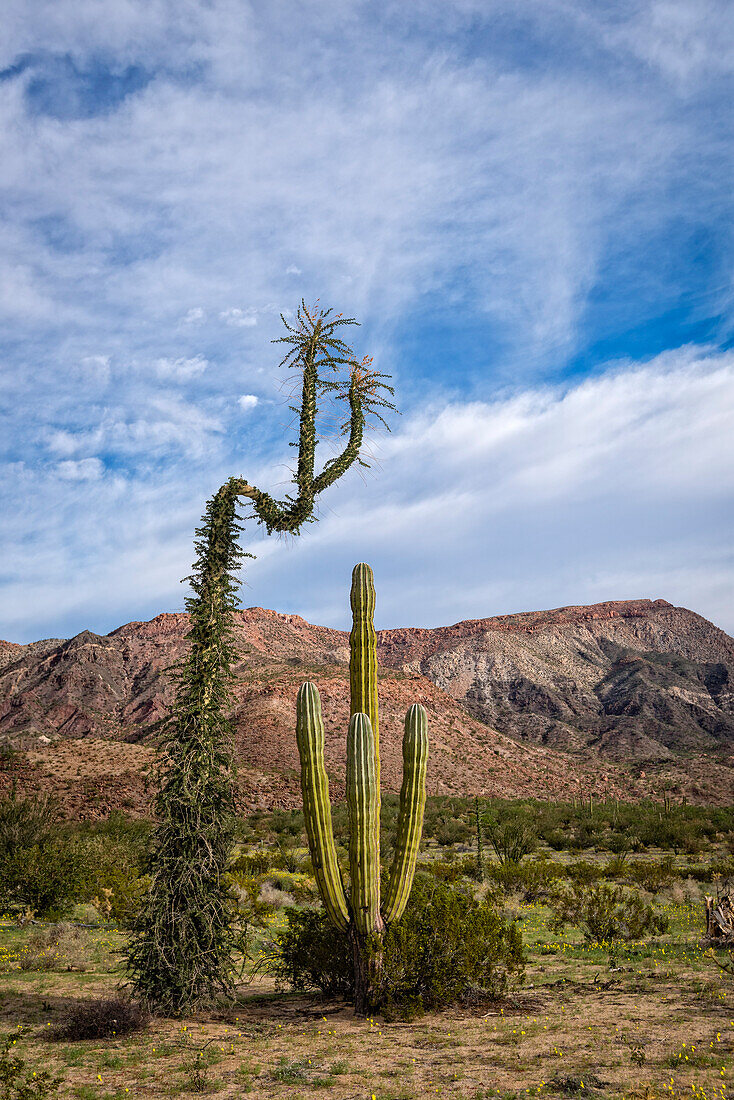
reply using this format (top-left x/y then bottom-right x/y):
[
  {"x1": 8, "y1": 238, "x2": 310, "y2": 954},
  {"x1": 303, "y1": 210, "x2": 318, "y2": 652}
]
[
  {"x1": 275, "y1": 839, "x2": 303, "y2": 873},
  {"x1": 48, "y1": 997, "x2": 150, "y2": 1042},
  {"x1": 272, "y1": 877, "x2": 524, "y2": 1013},
  {"x1": 434, "y1": 816, "x2": 473, "y2": 847},
  {"x1": 418, "y1": 858, "x2": 465, "y2": 883},
  {"x1": 606, "y1": 834, "x2": 639, "y2": 856},
  {"x1": 0, "y1": 794, "x2": 150, "y2": 920},
  {"x1": 383, "y1": 876, "x2": 524, "y2": 1015},
  {"x1": 66, "y1": 834, "x2": 147, "y2": 925},
  {"x1": 272, "y1": 907, "x2": 354, "y2": 997},
  {"x1": 602, "y1": 853, "x2": 631, "y2": 879},
  {"x1": 486, "y1": 858, "x2": 561, "y2": 901},
  {"x1": 269, "y1": 809, "x2": 303, "y2": 840},
  {"x1": 547, "y1": 882, "x2": 669, "y2": 943},
  {"x1": 682, "y1": 861, "x2": 734, "y2": 883},
  {"x1": 543, "y1": 829, "x2": 569, "y2": 852},
  {"x1": 263, "y1": 870, "x2": 318, "y2": 904},
  {"x1": 565, "y1": 860, "x2": 604, "y2": 886},
  {"x1": 0, "y1": 836, "x2": 86, "y2": 919},
  {"x1": 258, "y1": 881, "x2": 295, "y2": 909},
  {"x1": 481, "y1": 814, "x2": 537, "y2": 865},
  {"x1": 231, "y1": 851, "x2": 273, "y2": 877},
  {"x1": 1, "y1": 1028, "x2": 64, "y2": 1098},
  {"x1": 0, "y1": 786, "x2": 57, "y2": 852},
  {"x1": 0, "y1": 788, "x2": 87, "y2": 918},
  {"x1": 18, "y1": 923, "x2": 94, "y2": 973},
  {"x1": 626, "y1": 856, "x2": 677, "y2": 894}
]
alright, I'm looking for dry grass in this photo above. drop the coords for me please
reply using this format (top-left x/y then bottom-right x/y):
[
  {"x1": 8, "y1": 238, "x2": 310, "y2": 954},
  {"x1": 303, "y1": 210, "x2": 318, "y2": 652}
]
[
  {"x1": 1, "y1": 902, "x2": 732, "y2": 1100},
  {"x1": 16, "y1": 923, "x2": 97, "y2": 973}
]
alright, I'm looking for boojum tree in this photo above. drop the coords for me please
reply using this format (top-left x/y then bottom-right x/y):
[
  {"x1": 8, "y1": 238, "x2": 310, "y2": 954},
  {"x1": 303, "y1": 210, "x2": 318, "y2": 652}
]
[
  {"x1": 295, "y1": 562, "x2": 429, "y2": 1015},
  {"x1": 125, "y1": 302, "x2": 398, "y2": 1016}
]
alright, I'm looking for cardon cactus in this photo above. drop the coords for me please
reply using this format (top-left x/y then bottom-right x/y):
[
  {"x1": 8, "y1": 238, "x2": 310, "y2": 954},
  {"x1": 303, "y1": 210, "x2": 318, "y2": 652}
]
[{"x1": 295, "y1": 563, "x2": 428, "y2": 1014}]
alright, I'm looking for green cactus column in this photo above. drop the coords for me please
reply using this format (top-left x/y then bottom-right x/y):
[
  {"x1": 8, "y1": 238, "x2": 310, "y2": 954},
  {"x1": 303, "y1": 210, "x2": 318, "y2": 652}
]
[
  {"x1": 296, "y1": 683, "x2": 349, "y2": 932},
  {"x1": 382, "y1": 704, "x2": 428, "y2": 924},
  {"x1": 346, "y1": 712, "x2": 385, "y2": 1013},
  {"x1": 349, "y1": 562, "x2": 380, "y2": 879},
  {"x1": 294, "y1": 563, "x2": 429, "y2": 1016},
  {"x1": 349, "y1": 564, "x2": 379, "y2": 766}
]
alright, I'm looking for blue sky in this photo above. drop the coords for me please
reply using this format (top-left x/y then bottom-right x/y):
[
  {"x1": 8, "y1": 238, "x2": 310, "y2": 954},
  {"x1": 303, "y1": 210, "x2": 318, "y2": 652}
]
[{"x1": 1, "y1": 0, "x2": 734, "y2": 643}]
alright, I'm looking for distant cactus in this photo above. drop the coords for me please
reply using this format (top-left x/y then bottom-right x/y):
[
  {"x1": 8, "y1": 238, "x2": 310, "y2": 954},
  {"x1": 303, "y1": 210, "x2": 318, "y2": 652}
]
[{"x1": 295, "y1": 563, "x2": 428, "y2": 1014}]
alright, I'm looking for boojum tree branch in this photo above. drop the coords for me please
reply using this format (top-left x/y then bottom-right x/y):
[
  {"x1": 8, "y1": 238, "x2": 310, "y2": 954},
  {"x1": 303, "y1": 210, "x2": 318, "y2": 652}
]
[{"x1": 228, "y1": 298, "x2": 398, "y2": 536}]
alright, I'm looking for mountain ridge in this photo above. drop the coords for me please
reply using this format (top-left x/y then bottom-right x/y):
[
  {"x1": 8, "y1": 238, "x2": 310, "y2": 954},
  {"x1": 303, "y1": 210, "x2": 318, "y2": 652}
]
[{"x1": 1, "y1": 596, "x2": 733, "y2": 817}]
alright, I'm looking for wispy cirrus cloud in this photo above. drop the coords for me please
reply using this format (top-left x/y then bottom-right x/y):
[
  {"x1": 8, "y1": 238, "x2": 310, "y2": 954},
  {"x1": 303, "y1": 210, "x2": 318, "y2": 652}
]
[
  {"x1": 2, "y1": 347, "x2": 733, "y2": 642},
  {"x1": 0, "y1": 1, "x2": 732, "y2": 640}
]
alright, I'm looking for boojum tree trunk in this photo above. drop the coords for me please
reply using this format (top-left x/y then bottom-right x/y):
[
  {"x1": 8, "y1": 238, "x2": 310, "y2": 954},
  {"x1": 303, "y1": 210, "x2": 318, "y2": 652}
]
[{"x1": 295, "y1": 563, "x2": 429, "y2": 1015}]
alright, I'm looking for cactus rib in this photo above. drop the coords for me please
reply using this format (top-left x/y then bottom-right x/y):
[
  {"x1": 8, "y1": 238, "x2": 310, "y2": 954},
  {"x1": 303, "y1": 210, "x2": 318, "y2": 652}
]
[
  {"x1": 382, "y1": 704, "x2": 429, "y2": 924},
  {"x1": 295, "y1": 682, "x2": 349, "y2": 931},
  {"x1": 349, "y1": 563, "x2": 379, "y2": 776},
  {"x1": 346, "y1": 713, "x2": 383, "y2": 936}
]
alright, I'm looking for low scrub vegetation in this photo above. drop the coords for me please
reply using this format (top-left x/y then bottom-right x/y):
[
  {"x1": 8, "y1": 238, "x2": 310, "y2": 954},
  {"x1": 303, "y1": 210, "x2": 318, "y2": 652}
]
[
  {"x1": 1, "y1": 789, "x2": 732, "y2": 1097},
  {"x1": 48, "y1": 996, "x2": 150, "y2": 1041},
  {"x1": 272, "y1": 876, "x2": 524, "y2": 1016},
  {"x1": 546, "y1": 881, "x2": 670, "y2": 943}
]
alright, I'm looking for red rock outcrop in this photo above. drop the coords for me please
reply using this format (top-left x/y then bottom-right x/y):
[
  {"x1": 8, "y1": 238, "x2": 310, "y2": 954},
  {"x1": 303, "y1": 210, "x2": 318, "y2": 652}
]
[{"x1": 1, "y1": 598, "x2": 733, "y2": 817}]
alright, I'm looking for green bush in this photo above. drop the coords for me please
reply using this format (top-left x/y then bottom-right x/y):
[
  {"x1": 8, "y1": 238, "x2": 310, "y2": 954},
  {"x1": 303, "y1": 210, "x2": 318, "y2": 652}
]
[
  {"x1": 0, "y1": 788, "x2": 83, "y2": 918},
  {"x1": 0, "y1": 1028, "x2": 64, "y2": 1098},
  {"x1": 485, "y1": 858, "x2": 561, "y2": 901},
  {"x1": 383, "y1": 876, "x2": 524, "y2": 1015},
  {"x1": 0, "y1": 795, "x2": 149, "y2": 921},
  {"x1": 417, "y1": 858, "x2": 465, "y2": 884},
  {"x1": 547, "y1": 881, "x2": 669, "y2": 943},
  {"x1": 565, "y1": 860, "x2": 604, "y2": 886},
  {"x1": 271, "y1": 907, "x2": 354, "y2": 998},
  {"x1": 482, "y1": 815, "x2": 537, "y2": 865},
  {"x1": 0, "y1": 836, "x2": 86, "y2": 918},
  {"x1": 626, "y1": 856, "x2": 677, "y2": 894},
  {"x1": 272, "y1": 876, "x2": 524, "y2": 1014},
  {"x1": 231, "y1": 851, "x2": 273, "y2": 877},
  {"x1": 434, "y1": 817, "x2": 472, "y2": 847},
  {"x1": 0, "y1": 786, "x2": 57, "y2": 852}
]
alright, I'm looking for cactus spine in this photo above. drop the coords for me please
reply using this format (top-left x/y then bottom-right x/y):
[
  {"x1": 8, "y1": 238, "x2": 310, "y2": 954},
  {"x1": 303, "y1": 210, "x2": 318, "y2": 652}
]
[{"x1": 295, "y1": 563, "x2": 428, "y2": 1014}]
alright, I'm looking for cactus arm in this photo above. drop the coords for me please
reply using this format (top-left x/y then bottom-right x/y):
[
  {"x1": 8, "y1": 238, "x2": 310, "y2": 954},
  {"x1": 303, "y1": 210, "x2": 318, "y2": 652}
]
[
  {"x1": 346, "y1": 713, "x2": 383, "y2": 936},
  {"x1": 295, "y1": 682, "x2": 349, "y2": 932},
  {"x1": 382, "y1": 704, "x2": 429, "y2": 925}
]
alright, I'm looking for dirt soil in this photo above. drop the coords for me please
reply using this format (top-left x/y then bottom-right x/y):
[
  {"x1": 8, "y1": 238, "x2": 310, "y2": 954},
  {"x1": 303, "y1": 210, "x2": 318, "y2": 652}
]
[{"x1": 2, "y1": 912, "x2": 733, "y2": 1100}]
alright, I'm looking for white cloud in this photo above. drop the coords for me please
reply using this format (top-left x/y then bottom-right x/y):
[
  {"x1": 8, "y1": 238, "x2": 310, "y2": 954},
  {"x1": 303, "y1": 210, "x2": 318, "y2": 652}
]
[
  {"x1": 220, "y1": 308, "x2": 257, "y2": 328},
  {"x1": 55, "y1": 457, "x2": 104, "y2": 481},
  {"x1": 238, "y1": 394, "x2": 259, "y2": 411},
  {"x1": 237, "y1": 348, "x2": 734, "y2": 635},
  {"x1": 153, "y1": 355, "x2": 209, "y2": 379},
  {"x1": 0, "y1": 2, "x2": 732, "y2": 642},
  {"x1": 80, "y1": 355, "x2": 111, "y2": 384},
  {"x1": 3, "y1": 348, "x2": 734, "y2": 642},
  {"x1": 1, "y1": 0, "x2": 724, "y2": 374}
]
